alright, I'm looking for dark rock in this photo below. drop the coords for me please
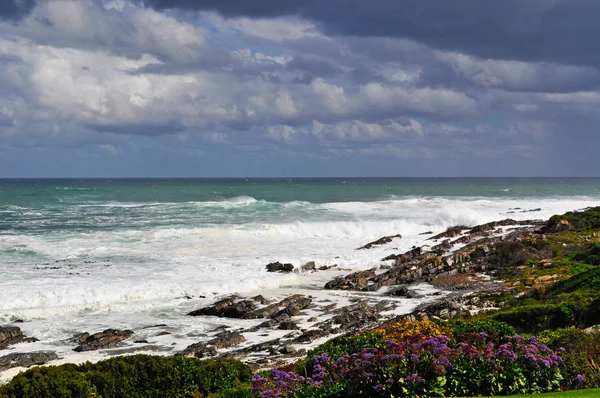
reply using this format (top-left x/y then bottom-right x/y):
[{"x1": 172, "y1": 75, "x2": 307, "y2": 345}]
[
  {"x1": 157, "y1": 331, "x2": 171, "y2": 336},
  {"x1": 209, "y1": 331, "x2": 245, "y2": 349},
  {"x1": 294, "y1": 329, "x2": 329, "y2": 343},
  {"x1": 0, "y1": 351, "x2": 58, "y2": 371},
  {"x1": 179, "y1": 343, "x2": 217, "y2": 358},
  {"x1": 301, "y1": 261, "x2": 317, "y2": 272},
  {"x1": 429, "y1": 226, "x2": 469, "y2": 240},
  {"x1": 252, "y1": 295, "x2": 271, "y2": 305},
  {"x1": 324, "y1": 269, "x2": 376, "y2": 290},
  {"x1": 134, "y1": 339, "x2": 149, "y2": 344},
  {"x1": 0, "y1": 326, "x2": 24, "y2": 349},
  {"x1": 279, "y1": 344, "x2": 296, "y2": 354},
  {"x1": 382, "y1": 246, "x2": 422, "y2": 263},
  {"x1": 73, "y1": 329, "x2": 134, "y2": 352},
  {"x1": 357, "y1": 234, "x2": 402, "y2": 250},
  {"x1": 188, "y1": 297, "x2": 257, "y2": 319},
  {"x1": 265, "y1": 262, "x2": 294, "y2": 272},
  {"x1": 278, "y1": 321, "x2": 299, "y2": 330},
  {"x1": 543, "y1": 219, "x2": 573, "y2": 233},
  {"x1": 388, "y1": 285, "x2": 409, "y2": 297}
]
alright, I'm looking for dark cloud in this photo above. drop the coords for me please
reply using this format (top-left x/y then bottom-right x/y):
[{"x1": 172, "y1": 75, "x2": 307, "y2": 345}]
[
  {"x1": 0, "y1": 0, "x2": 36, "y2": 20},
  {"x1": 144, "y1": 0, "x2": 600, "y2": 67}
]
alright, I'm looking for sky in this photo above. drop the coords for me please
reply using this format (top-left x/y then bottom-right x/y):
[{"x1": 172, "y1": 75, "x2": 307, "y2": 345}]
[{"x1": 0, "y1": 0, "x2": 599, "y2": 177}]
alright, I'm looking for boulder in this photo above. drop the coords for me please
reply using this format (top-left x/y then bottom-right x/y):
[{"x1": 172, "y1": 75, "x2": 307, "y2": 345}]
[
  {"x1": 188, "y1": 297, "x2": 257, "y2": 319},
  {"x1": 179, "y1": 343, "x2": 217, "y2": 358},
  {"x1": 73, "y1": 329, "x2": 133, "y2": 352},
  {"x1": 0, "y1": 352, "x2": 58, "y2": 371},
  {"x1": 209, "y1": 331, "x2": 245, "y2": 349},
  {"x1": 0, "y1": 326, "x2": 24, "y2": 349},
  {"x1": 324, "y1": 269, "x2": 376, "y2": 290},
  {"x1": 357, "y1": 234, "x2": 402, "y2": 250},
  {"x1": 265, "y1": 262, "x2": 294, "y2": 272},
  {"x1": 301, "y1": 261, "x2": 317, "y2": 272}
]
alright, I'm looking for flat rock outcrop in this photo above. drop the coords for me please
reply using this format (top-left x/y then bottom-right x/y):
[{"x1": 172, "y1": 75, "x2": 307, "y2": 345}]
[
  {"x1": 0, "y1": 352, "x2": 58, "y2": 371},
  {"x1": 73, "y1": 329, "x2": 133, "y2": 352},
  {"x1": 357, "y1": 234, "x2": 402, "y2": 250}
]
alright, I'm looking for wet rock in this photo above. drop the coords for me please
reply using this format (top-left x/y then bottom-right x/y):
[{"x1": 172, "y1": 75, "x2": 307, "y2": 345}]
[
  {"x1": 0, "y1": 326, "x2": 24, "y2": 349},
  {"x1": 179, "y1": 343, "x2": 217, "y2": 358},
  {"x1": 73, "y1": 329, "x2": 134, "y2": 352},
  {"x1": 157, "y1": 331, "x2": 171, "y2": 336},
  {"x1": 265, "y1": 262, "x2": 294, "y2": 272},
  {"x1": 357, "y1": 234, "x2": 402, "y2": 250},
  {"x1": 387, "y1": 285, "x2": 421, "y2": 298},
  {"x1": 301, "y1": 261, "x2": 317, "y2": 272},
  {"x1": 324, "y1": 269, "x2": 376, "y2": 290},
  {"x1": 0, "y1": 351, "x2": 58, "y2": 371},
  {"x1": 382, "y1": 246, "x2": 422, "y2": 263},
  {"x1": 252, "y1": 295, "x2": 271, "y2": 305},
  {"x1": 209, "y1": 331, "x2": 245, "y2": 349},
  {"x1": 307, "y1": 316, "x2": 318, "y2": 322},
  {"x1": 188, "y1": 297, "x2": 257, "y2": 319},
  {"x1": 429, "y1": 226, "x2": 469, "y2": 240},
  {"x1": 279, "y1": 344, "x2": 296, "y2": 354}
]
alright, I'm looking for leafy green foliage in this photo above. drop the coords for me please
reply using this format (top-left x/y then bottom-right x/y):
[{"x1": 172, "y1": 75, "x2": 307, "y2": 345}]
[
  {"x1": 549, "y1": 207, "x2": 600, "y2": 231},
  {"x1": 0, "y1": 365, "x2": 94, "y2": 398},
  {"x1": 0, "y1": 355, "x2": 252, "y2": 398},
  {"x1": 446, "y1": 319, "x2": 516, "y2": 338}
]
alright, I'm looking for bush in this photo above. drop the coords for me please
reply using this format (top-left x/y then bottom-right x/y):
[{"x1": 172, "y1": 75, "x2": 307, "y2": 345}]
[
  {"x1": 446, "y1": 319, "x2": 516, "y2": 339},
  {"x1": 0, "y1": 355, "x2": 253, "y2": 398},
  {"x1": 539, "y1": 328, "x2": 600, "y2": 390},
  {"x1": 549, "y1": 207, "x2": 600, "y2": 231},
  {"x1": 492, "y1": 302, "x2": 579, "y2": 333},
  {"x1": 375, "y1": 320, "x2": 452, "y2": 343},
  {"x1": 0, "y1": 364, "x2": 94, "y2": 398},
  {"x1": 253, "y1": 334, "x2": 564, "y2": 397}
]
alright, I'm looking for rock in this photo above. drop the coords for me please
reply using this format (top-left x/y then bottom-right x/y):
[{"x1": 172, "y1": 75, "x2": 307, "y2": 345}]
[
  {"x1": 387, "y1": 284, "x2": 409, "y2": 297},
  {"x1": 0, "y1": 326, "x2": 24, "y2": 349},
  {"x1": 301, "y1": 261, "x2": 317, "y2": 272},
  {"x1": 209, "y1": 331, "x2": 245, "y2": 349},
  {"x1": 157, "y1": 331, "x2": 171, "y2": 336},
  {"x1": 73, "y1": 329, "x2": 134, "y2": 352},
  {"x1": 265, "y1": 262, "x2": 294, "y2": 272},
  {"x1": 357, "y1": 234, "x2": 402, "y2": 250},
  {"x1": 324, "y1": 269, "x2": 376, "y2": 290},
  {"x1": 307, "y1": 317, "x2": 318, "y2": 322},
  {"x1": 278, "y1": 321, "x2": 299, "y2": 330},
  {"x1": 188, "y1": 297, "x2": 258, "y2": 319},
  {"x1": 544, "y1": 219, "x2": 573, "y2": 233},
  {"x1": 252, "y1": 295, "x2": 271, "y2": 305},
  {"x1": 382, "y1": 246, "x2": 422, "y2": 263},
  {"x1": 279, "y1": 344, "x2": 296, "y2": 354},
  {"x1": 429, "y1": 226, "x2": 469, "y2": 240},
  {"x1": 0, "y1": 352, "x2": 58, "y2": 371},
  {"x1": 294, "y1": 329, "x2": 329, "y2": 343},
  {"x1": 179, "y1": 343, "x2": 217, "y2": 358}
]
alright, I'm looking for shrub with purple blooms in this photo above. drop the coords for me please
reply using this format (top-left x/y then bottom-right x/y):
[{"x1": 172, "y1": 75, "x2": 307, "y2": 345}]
[{"x1": 252, "y1": 333, "x2": 564, "y2": 397}]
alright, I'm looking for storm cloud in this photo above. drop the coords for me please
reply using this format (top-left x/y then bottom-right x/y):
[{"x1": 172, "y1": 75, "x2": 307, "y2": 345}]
[{"x1": 0, "y1": 0, "x2": 598, "y2": 177}]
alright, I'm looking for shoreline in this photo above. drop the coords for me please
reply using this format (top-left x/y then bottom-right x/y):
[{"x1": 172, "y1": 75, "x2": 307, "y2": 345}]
[{"x1": 1, "y1": 216, "x2": 544, "y2": 383}]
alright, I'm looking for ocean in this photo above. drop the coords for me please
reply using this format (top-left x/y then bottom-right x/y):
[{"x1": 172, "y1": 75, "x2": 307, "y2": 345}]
[{"x1": 1, "y1": 177, "x2": 599, "y2": 363}]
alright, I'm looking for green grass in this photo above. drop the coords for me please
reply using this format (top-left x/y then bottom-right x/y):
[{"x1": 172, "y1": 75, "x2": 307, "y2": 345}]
[{"x1": 485, "y1": 389, "x2": 600, "y2": 397}]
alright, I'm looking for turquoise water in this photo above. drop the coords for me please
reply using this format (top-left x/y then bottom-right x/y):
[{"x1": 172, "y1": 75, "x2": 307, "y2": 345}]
[{"x1": 0, "y1": 178, "x2": 599, "y2": 355}]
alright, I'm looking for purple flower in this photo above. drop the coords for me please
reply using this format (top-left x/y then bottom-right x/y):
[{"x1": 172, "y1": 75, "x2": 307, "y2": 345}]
[
  {"x1": 373, "y1": 384, "x2": 385, "y2": 391},
  {"x1": 410, "y1": 353, "x2": 419, "y2": 363},
  {"x1": 406, "y1": 374, "x2": 424, "y2": 383},
  {"x1": 576, "y1": 374, "x2": 585, "y2": 383}
]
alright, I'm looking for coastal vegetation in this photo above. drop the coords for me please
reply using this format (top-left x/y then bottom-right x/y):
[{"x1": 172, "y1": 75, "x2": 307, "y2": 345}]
[{"x1": 2, "y1": 207, "x2": 600, "y2": 397}]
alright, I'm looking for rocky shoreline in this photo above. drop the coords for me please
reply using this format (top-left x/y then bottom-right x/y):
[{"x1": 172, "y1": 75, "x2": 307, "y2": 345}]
[{"x1": 1, "y1": 216, "x2": 553, "y2": 377}]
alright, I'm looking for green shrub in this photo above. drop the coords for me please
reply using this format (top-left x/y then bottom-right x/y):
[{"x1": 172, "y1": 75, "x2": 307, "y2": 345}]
[
  {"x1": 549, "y1": 207, "x2": 600, "y2": 231},
  {"x1": 447, "y1": 318, "x2": 516, "y2": 338},
  {"x1": 0, "y1": 364, "x2": 94, "y2": 398},
  {"x1": 0, "y1": 355, "x2": 252, "y2": 398},
  {"x1": 491, "y1": 302, "x2": 578, "y2": 333}
]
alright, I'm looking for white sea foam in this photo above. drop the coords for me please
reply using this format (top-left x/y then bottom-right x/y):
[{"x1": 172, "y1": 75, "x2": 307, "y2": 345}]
[{"x1": 0, "y1": 194, "x2": 598, "y2": 370}]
